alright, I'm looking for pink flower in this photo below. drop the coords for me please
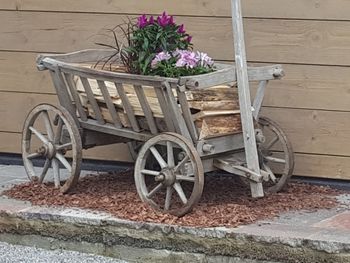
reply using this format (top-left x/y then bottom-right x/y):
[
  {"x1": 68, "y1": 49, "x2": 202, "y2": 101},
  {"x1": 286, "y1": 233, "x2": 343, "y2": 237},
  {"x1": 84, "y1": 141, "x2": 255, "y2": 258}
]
[
  {"x1": 196, "y1": 51, "x2": 214, "y2": 67},
  {"x1": 177, "y1": 24, "x2": 185, "y2": 34},
  {"x1": 157, "y1": 11, "x2": 175, "y2": 27},
  {"x1": 151, "y1": 51, "x2": 171, "y2": 68},
  {"x1": 137, "y1": 14, "x2": 148, "y2": 28},
  {"x1": 175, "y1": 50, "x2": 199, "y2": 69},
  {"x1": 149, "y1": 15, "x2": 155, "y2": 25}
]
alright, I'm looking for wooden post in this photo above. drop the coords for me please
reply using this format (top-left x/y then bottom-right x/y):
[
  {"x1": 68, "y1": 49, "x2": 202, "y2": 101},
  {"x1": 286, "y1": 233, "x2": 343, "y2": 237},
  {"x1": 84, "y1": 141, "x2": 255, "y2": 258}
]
[{"x1": 231, "y1": 0, "x2": 264, "y2": 197}]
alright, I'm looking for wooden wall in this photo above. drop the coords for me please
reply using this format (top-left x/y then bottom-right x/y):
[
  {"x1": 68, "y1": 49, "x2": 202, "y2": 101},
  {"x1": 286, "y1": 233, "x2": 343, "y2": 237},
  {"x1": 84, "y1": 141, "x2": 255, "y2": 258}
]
[{"x1": 1, "y1": 0, "x2": 350, "y2": 179}]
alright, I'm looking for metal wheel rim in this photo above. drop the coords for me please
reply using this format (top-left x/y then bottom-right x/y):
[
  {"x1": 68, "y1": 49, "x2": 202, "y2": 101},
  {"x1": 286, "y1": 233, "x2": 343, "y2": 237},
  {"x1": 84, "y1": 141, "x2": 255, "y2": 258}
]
[
  {"x1": 258, "y1": 116, "x2": 294, "y2": 193},
  {"x1": 134, "y1": 132, "x2": 204, "y2": 217},
  {"x1": 22, "y1": 104, "x2": 82, "y2": 193}
]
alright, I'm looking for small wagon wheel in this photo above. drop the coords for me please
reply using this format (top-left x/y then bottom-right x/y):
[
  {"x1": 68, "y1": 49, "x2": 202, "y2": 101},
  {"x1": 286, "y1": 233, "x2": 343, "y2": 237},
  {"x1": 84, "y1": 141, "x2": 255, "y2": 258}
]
[
  {"x1": 257, "y1": 116, "x2": 294, "y2": 193},
  {"x1": 134, "y1": 132, "x2": 204, "y2": 216},
  {"x1": 22, "y1": 104, "x2": 82, "y2": 193}
]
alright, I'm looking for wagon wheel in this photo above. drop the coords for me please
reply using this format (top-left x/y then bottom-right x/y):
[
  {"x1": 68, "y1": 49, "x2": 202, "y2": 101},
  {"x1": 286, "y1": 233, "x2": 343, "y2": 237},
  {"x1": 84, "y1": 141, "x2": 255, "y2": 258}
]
[
  {"x1": 22, "y1": 104, "x2": 82, "y2": 193},
  {"x1": 134, "y1": 132, "x2": 204, "y2": 216},
  {"x1": 257, "y1": 116, "x2": 294, "y2": 193}
]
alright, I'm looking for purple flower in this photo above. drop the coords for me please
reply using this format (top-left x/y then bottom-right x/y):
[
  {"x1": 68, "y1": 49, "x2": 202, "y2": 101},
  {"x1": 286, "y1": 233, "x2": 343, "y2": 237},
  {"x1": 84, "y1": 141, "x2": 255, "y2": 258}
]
[
  {"x1": 151, "y1": 51, "x2": 171, "y2": 68},
  {"x1": 149, "y1": 15, "x2": 155, "y2": 25},
  {"x1": 186, "y1": 36, "x2": 192, "y2": 43},
  {"x1": 177, "y1": 24, "x2": 185, "y2": 34},
  {"x1": 196, "y1": 52, "x2": 214, "y2": 67},
  {"x1": 175, "y1": 50, "x2": 199, "y2": 69},
  {"x1": 137, "y1": 14, "x2": 148, "y2": 28},
  {"x1": 157, "y1": 11, "x2": 174, "y2": 27}
]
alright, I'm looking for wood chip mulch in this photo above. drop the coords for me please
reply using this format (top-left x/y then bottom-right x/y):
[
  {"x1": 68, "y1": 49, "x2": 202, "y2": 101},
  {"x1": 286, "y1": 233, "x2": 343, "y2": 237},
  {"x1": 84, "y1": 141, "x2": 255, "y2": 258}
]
[{"x1": 2, "y1": 170, "x2": 344, "y2": 228}]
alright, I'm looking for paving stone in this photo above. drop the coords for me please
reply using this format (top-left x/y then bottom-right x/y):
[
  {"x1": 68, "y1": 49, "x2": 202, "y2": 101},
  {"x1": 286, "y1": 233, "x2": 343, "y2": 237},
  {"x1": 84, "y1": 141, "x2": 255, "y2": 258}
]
[{"x1": 313, "y1": 211, "x2": 350, "y2": 230}]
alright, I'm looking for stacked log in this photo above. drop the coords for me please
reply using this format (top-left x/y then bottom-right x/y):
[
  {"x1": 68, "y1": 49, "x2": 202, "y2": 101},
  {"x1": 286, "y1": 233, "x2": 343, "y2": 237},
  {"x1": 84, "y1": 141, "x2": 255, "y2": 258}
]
[{"x1": 74, "y1": 72, "x2": 242, "y2": 139}]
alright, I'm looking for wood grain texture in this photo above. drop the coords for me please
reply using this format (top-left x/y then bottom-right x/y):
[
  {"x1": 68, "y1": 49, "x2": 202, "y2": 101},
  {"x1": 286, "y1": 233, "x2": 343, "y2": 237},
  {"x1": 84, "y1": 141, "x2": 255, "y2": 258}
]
[
  {"x1": 1, "y1": 131, "x2": 349, "y2": 179},
  {"x1": 262, "y1": 107, "x2": 350, "y2": 157},
  {"x1": 4, "y1": 0, "x2": 350, "y2": 21},
  {"x1": 2, "y1": 12, "x2": 350, "y2": 66},
  {"x1": 3, "y1": 51, "x2": 350, "y2": 112}
]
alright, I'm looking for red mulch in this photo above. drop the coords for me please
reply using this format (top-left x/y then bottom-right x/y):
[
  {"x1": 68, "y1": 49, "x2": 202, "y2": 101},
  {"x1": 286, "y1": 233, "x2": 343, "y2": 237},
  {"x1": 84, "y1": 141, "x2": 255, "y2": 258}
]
[{"x1": 2, "y1": 170, "x2": 344, "y2": 228}]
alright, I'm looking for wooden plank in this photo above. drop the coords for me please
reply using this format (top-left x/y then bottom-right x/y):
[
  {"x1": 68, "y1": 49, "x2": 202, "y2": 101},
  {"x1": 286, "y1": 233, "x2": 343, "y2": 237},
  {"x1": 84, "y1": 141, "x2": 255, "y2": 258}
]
[
  {"x1": 3, "y1": 12, "x2": 350, "y2": 66},
  {"x1": 261, "y1": 107, "x2": 350, "y2": 157},
  {"x1": 64, "y1": 73, "x2": 88, "y2": 121},
  {"x1": 0, "y1": 92, "x2": 57, "y2": 133},
  {"x1": 97, "y1": 80, "x2": 122, "y2": 128},
  {"x1": 114, "y1": 83, "x2": 140, "y2": 132},
  {"x1": 133, "y1": 85, "x2": 158, "y2": 134},
  {"x1": 9, "y1": 0, "x2": 350, "y2": 21},
  {"x1": 0, "y1": 1, "x2": 16, "y2": 10},
  {"x1": 3, "y1": 51, "x2": 350, "y2": 112},
  {"x1": 79, "y1": 77, "x2": 104, "y2": 124},
  {"x1": 231, "y1": 0, "x2": 263, "y2": 198},
  {"x1": 154, "y1": 87, "x2": 176, "y2": 132}
]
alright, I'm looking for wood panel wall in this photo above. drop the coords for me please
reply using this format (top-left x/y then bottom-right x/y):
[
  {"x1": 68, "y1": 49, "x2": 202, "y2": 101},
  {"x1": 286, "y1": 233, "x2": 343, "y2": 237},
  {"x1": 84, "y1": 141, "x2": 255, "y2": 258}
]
[{"x1": 1, "y1": 0, "x2": 349, "y2": 179}]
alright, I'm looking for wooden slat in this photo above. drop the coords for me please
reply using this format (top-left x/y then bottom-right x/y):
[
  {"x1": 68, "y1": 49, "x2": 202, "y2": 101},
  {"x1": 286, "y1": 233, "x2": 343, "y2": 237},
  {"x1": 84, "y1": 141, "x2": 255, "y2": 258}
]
[
  {"x1": 133, "y1": 85, "x2": 158, "y2": 134},
  {"x1": 154, "y1": 87, "x2": 176, "y2": 132},
  {"x1": 3, "y1": 12, "x2": 350, "y2": 66},
  {"x1": 97, "y1": 80, "x2": 122, "y2": 128},
  {"x1": 64, "y1": 73, "x2": 88, "y2": 121},
  {"x1": 6, "y1": 0, "x2": 350, "y2": 21},
  {"x1": 79, "y1": 77, "x2": 105, "y2": 125},
  {"x1": 114, "y1": 83, "x2": 140, "y2": 132},
  {"x1": 177, "y1": 91, "x2": 199, "y2": 142}
]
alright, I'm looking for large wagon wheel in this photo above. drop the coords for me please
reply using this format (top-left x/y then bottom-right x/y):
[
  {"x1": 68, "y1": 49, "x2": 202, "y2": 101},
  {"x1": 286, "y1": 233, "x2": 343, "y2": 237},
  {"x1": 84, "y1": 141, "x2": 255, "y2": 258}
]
[
  {"x1": 134, "y1": 132, "x2": 204, "y2": 216},
  {"x1": 22, "y1": 104, "x2": 82, "y2": 193},
  {"x1": 257, "y1": 116, "x2": 294, "y2": 193}
]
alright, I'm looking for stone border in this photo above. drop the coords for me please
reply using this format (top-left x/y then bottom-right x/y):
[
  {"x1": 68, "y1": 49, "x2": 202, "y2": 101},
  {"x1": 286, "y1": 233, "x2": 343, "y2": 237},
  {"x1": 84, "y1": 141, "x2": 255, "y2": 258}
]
[{"x1": 0, "y1": 204, "x2": 349, "y2": 263}]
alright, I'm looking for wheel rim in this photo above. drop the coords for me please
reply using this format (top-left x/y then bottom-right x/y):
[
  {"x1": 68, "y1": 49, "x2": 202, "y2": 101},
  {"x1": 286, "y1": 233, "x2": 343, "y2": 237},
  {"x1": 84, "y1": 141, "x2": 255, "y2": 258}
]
[
  {"x1": 258, "y1": 116, "x2": 294, "y2": 193},
  {"x1": 134, "y1": 133, "x2": 204, "y2": 217},
  {"x1": 22, "y1": 104, "x2": 82, "y2": 193}
]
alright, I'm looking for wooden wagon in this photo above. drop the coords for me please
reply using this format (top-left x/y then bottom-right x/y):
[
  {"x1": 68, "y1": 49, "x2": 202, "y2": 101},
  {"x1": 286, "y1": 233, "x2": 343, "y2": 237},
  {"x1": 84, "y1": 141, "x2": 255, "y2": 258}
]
[{"x1": 21, "y1": 0, "x2": 294, "y2": 216}]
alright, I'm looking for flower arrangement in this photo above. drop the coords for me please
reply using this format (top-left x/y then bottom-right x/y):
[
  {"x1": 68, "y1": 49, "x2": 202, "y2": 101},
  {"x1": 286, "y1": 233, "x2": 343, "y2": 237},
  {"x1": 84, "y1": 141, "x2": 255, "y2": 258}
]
[{"x1": 97, "y1": 12, "x2": 215, "y2": 78}]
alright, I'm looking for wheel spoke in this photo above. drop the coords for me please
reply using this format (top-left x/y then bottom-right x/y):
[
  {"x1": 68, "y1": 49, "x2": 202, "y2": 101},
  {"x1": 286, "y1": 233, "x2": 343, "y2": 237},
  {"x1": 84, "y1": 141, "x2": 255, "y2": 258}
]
[
  {"x1": 165, "y1": 187, "x2": 173, "y2": 210},
  {"x1": 42, "y1": 110, "x2": 54, "y2": 141},
  {"x1": 167, "y1": 142, "x2": 175, "y2": 168},
  {"x1": 176, "y1": 174, "x2": 195, "y2": 182},
  {"x1": 263, "y1": 163, "x2": 277, "y2": 183},
  {"x1": 29, "y1": 126, "x2": 49, "y2": 144},
  {"x1": 265, "y1": 136, "x2": 279, "y2": 150},
  {"x1": 56, "y1": 142, "x2": 72, "y2": 151},
  {"x1": 52, "y1": 158, "x2": 60, "y2": 188},
  {"x1": 39, "y1": 159, "x2": 51, "y2": 183},
  {"x1": 174, "y1": 155, "x2": 189, "y2": 172},
  {"x1": 173, "y1": 182, "x2": 188, "y2": 204},
  {"x1": 146, "y1": 183, "x2": 163, "y2": 198},
  {"x1": 27, "y1": 152, "x2": 41, "y2": 160},
  {"x1": 56, "y1": 153, "x2": 72, "y2": 172},
  {"x1": 141, "y1": 169, "x2": 160, "y2": 176},
  {"x1": 150, "y1": 146, "x2": 167, "y2": 169},
  {"x1": 265, "y1": 156, "x2": 286, "y2": 164},
  {"x1": 54, "y1": 118, "x2": 63, "y2": 144}
]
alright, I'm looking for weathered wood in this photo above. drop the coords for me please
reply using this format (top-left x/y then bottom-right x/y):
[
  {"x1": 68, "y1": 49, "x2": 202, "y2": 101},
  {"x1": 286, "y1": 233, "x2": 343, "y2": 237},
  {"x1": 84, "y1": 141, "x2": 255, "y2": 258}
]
[
  {"x1": 154, "y1": 86, "x2": 176, "y2": 132},
  {"x1": 252, "y1": 80, "x2": 267, "y2": 120},
  {"x1": 5, "y1": 11, "x2": 350, "y2": 66},
  {"x1": 177, "y1": 91, "x2": 199, "y2": 142},
  {"x1": 79, "y1": 77, "x2": 105, "y2": 125},
  {"x1": 133, "y1": 85, "x2": 158, "y2": 134},
  {"x1": 97, "y1": 80, "x2": 122, "y2": 128},
  {"x1": 231, "y1": 0, "x2": 263, "y2": 197},
  {"x1": 114, "y1": 82, "x2": 140, "y2": 132},
  {"x1": 8, "y1": 0, "x2": 350, "y2": 21},
  {"x1": 64, "y1": 73, "x2": 88, "y2": 121}
]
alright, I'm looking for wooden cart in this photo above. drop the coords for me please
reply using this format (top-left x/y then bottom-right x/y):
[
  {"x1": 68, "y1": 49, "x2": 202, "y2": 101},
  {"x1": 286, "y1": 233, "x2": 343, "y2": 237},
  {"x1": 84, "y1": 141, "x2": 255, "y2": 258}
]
[{"x1": 21, "y1": 1, "x2": 294, "y2": 216}]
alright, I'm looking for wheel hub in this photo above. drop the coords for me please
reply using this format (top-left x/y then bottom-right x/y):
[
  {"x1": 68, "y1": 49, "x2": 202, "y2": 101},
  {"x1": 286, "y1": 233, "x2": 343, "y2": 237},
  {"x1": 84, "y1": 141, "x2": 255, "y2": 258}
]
[
  {"x1": 37, "y1": 142, "x2": 56, "y2": 159},
  {"x1": 155, "y1": 169, "x2": 176, "y2": 187}
]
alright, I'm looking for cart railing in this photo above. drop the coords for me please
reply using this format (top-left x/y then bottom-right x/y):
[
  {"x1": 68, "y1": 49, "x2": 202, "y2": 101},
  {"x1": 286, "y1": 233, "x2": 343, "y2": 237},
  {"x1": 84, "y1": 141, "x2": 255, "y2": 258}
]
[{"x1": 37, "y1": 49, "x2": 284, "y2": 151}]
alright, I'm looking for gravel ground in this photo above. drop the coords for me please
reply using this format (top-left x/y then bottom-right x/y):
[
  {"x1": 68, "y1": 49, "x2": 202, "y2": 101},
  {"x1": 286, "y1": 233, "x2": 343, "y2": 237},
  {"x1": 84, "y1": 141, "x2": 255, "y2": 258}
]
[
  {"x1": 4, "y1": 170, "x2": 344, "y2": 228},
  {"x1": 0, "y1": 241, "x2": 126, "y2": 263}
]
